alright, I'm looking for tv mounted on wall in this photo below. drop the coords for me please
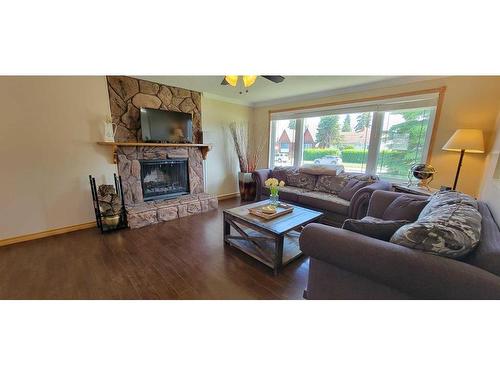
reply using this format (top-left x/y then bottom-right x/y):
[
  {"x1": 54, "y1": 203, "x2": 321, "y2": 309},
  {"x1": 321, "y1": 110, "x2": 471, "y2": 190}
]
[{"x1": 140, "y1": 108, "x2": 193, "y2": 143}]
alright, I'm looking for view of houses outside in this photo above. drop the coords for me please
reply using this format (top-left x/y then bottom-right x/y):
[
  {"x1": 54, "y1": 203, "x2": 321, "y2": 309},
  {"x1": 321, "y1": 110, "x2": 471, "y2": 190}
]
[{"x1": 272, "y1": 108, "x2": 432, "y2": 180}]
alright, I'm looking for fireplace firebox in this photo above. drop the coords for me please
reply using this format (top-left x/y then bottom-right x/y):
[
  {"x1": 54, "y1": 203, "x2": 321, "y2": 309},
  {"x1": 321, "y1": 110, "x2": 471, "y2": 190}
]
[{"x1": 140, "y1": 159, "x2": 190, "y2": 201}]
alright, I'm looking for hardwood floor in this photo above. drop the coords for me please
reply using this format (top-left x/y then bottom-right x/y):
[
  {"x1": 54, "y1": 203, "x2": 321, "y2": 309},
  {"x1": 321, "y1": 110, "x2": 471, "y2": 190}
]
[{"x1": 0, "y1": 198, "x2": 309, "y2": 299}]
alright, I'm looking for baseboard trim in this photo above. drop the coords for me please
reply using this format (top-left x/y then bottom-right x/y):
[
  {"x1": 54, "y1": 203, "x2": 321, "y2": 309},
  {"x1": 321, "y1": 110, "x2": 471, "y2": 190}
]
[
  {"x1": 0, "y1": 222, "x2": 96, "y2": 247},
  {"x1": 217, "y1": 192, "x2": 240, "y2": 200},
  {"x1": 1, "y1": 193, "x2": 241, "y2": 247}
]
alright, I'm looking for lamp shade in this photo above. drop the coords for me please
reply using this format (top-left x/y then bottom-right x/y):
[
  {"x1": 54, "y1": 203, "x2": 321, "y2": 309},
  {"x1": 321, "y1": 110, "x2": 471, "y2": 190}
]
[{"x1": 442, "y1": 129, "x2": 485, "y2": 153}]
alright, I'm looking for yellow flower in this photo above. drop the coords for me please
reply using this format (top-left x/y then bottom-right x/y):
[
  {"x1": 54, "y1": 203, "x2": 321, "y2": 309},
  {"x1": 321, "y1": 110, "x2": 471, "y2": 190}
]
[
  {"x1": 279, "y1": 180, "x2": 285, "y2": 187},
  {"x1": 264, "y1": 178, "x2": 276, "y2": 187}
]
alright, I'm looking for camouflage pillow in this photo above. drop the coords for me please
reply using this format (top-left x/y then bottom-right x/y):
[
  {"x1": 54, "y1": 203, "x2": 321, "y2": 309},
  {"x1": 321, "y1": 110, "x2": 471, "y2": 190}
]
[
  {"x1": 419, "y1": 190, "x2": 478, "y2": 219},
  {"x1": 390, "y1": 203, "x2": 482, "y2": 259},
  {"x1": 286, "y1": 170, "x2": 317, "y2": 190}
]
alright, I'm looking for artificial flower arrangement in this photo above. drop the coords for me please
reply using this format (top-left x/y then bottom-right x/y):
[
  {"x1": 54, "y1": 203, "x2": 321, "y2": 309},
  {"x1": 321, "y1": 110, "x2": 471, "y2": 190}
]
[{"x1": 264, "y1": 178, "x2": 285, "y2": 206}]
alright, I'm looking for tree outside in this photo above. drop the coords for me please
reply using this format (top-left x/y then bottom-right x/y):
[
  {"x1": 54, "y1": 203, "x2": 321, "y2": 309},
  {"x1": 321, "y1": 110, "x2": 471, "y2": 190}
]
[
  {"x1": 342, "y1": 115, "x2": 351, "y2": 132},
  {"x1": 354, "y1": 112, "x2": 371, "y2": 132},
  {"x1": 315, "y1": 115, "x2": 342, "y2": 148}
]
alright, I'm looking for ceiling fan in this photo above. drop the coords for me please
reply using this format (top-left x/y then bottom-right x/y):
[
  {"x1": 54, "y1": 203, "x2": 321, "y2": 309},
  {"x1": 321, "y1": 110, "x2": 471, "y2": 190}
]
[{"x1": 221, "y1": 75, "x2": 285, "y2": 88}]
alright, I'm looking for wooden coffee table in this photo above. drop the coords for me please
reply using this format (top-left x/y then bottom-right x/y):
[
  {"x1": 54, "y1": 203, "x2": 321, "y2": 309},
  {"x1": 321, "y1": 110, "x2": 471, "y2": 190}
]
[{"x1": 223, "y1": 200, "x2": 323, "y2": 275}]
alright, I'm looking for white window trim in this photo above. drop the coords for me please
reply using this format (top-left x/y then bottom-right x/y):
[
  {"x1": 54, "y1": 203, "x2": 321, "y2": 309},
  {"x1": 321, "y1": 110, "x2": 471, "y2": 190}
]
[{"x1": 268, "y1": 93, "x2": 439, "y2": 181}]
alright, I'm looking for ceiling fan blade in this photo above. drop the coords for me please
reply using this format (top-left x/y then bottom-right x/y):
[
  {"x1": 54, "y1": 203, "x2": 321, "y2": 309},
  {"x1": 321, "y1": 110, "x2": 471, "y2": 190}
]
[
  {"x1": 262, "y1": 75, "x2": 285, "y2": 83},
  {"x1": 221, "y1": 77, "x2": 229, "y2": 85}
]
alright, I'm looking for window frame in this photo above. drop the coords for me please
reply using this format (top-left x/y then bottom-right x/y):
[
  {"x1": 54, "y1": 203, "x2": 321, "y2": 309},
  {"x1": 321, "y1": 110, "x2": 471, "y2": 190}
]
[{"x1": 268, "y1": 90, "x2": 443, "y2": 181}]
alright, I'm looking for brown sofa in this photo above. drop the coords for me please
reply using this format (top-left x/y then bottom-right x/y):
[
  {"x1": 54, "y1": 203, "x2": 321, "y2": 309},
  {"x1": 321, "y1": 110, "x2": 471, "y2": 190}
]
[
  {"x1": 252, "y1": 167, "x2": 392, "y2": 226},
  {"x1": 300, "y1": 190, "x2": 500, "y2": 299}
]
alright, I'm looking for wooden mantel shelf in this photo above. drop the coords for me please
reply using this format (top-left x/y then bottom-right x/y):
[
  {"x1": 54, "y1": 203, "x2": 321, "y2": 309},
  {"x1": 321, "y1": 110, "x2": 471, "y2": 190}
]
[{"x1": 97, "y1": 142, "x2": 213, "y2": 163}]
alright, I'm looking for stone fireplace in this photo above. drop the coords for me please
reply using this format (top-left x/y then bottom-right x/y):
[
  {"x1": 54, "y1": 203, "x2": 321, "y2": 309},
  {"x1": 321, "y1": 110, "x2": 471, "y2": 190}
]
[
  {"x1": 116, "y1": 146, "x2": 217, "y2": 229},
  {"x1": 105, "y1": 76, "x2": 218, "y2": 229},
  {"x1": 140, "y1": 159, "x2": 189, "y2": 201}
]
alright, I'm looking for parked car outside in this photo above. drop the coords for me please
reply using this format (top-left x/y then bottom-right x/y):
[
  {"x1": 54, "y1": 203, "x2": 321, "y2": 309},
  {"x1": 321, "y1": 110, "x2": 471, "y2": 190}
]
[
  {"x1": 275, "y1": 153, "x2": 290, "y2": 164},
  {"x1": 314, "y1": 155, "x2": 343, "y2": 165}
]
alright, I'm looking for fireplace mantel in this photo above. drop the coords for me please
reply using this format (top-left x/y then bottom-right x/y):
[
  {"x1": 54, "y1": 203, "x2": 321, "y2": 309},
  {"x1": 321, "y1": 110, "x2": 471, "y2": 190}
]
[{"x1": 97, "y1": 142, "x2": 213, "y2": 163}]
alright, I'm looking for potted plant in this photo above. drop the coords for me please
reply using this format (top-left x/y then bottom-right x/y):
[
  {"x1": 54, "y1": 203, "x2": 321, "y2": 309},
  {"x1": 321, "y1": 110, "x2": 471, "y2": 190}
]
[{"x1": 227, "y1": 122, "x2": 263, "y2": 201}]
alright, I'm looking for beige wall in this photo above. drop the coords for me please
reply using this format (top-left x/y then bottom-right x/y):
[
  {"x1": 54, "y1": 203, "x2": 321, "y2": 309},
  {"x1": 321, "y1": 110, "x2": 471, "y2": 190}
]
[
  {"x1": 2, "y1": 76, "x2": 497, "y2": 241},
  {"x1": 0, "y1": 76, "x2": 117, "y2": 240},
  {"x1": 201, "y1": 96, "x2": 253, "y2": 197},
  {"x1": 480, "y1": 112, "x2": 500, "y2": 223},
  {"x1": 252, "y1": 76, "x2": 500, "y2": 197},
  {"x1": 0, "y1": 78, "x2": 254, "y2": 241}
]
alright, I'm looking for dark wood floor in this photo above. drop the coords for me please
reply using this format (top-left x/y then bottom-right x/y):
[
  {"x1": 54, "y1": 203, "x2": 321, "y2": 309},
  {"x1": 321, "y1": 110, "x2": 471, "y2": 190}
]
[{"x1": 0, "y1": 198, "x2": 309, "y2": 299}]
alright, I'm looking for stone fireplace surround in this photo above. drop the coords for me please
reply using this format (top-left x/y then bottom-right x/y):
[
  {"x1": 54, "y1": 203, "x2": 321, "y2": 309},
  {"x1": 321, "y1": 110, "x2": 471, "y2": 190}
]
[
  {"x1": 117, "y1": 146, "x2": 218, "y2": 229},
  {"x1": 107, "y1": 76, "x2": 218, "y2": 229}
]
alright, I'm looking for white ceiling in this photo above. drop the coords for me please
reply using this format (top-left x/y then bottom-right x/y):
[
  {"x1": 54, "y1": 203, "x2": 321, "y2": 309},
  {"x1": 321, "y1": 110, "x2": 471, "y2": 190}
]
[{"x1": 135, "y1": 76, "x2": 433, "y2": 107}]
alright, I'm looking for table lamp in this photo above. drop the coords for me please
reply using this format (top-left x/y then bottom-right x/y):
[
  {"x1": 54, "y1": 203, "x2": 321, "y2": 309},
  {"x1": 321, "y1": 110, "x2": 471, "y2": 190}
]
[{"x1": 442, "y1": 129, "x2": 484, "y2": 190}]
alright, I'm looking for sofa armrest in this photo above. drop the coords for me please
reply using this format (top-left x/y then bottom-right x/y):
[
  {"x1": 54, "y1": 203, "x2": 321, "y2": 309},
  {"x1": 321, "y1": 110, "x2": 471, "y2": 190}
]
[
  {"x1": 300, "y1": 223, "x2": 500, "y2": 299},
  {"x1": 366, "y1": 190, "x2": 428, "y2": 218},
  {"x1": 348, "y1": 180, "x2": 392, "y2": 219},
  {"x1": 252, "y1": 169, "x2": 272, "y2": 200}
]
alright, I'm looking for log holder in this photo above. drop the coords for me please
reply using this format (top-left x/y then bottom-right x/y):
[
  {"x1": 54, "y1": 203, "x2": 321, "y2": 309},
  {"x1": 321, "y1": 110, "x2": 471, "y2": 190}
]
[{"x1": 89, "y1": 173, "x2": 128, "y2": 233}]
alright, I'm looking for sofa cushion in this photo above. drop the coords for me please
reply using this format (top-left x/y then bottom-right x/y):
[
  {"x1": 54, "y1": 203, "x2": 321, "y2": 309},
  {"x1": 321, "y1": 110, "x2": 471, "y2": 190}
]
[
  {"x1": 382, "y1": 194, "x2": 429, "y2": 222},
  {"x1": 464, "y1": 202, "x2": 500, "y2": 277},
  {"x1": 271, "y1": 166, "x2": 295, "y2": 184},
  {"x1": 315, "y1": 172, "x2": 378, "y2": 195},
  {"x1": 297, "y1": 191, "x2": 350, "y2": 216},
  {"x1": 314, "y1": 175, "x2": 349, "y2": 194},
  {"x1": 262, "y1": 185, "x2": 308, "y2": 203},
  {"x1": 343, "y1": 216, "x2": 410, "y2": 241},
  {"x1": 337, "y1": 179, "x2": 371, "y2": 201},
  {"x1": 287, "y1": 170, "x2": 318, "y2": 190},
  {"x1": 390, "y1": 200, "x2": 482, "y2": 259}
]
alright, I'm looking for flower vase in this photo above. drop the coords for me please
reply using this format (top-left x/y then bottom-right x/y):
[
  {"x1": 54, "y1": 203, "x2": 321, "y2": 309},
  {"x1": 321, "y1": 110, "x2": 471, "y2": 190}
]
[{"x1": 269, "y1": 189, "x2": 279, "y2": 207}]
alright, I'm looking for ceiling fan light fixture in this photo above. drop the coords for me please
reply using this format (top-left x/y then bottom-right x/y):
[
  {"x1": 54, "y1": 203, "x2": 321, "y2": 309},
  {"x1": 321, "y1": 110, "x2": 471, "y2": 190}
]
[
  {"x1": 224, "y1": 75, "x2": 239, "y2": 87},
  {"x1": 242, "y1": 75, "x2": 257, "y2": 88}
]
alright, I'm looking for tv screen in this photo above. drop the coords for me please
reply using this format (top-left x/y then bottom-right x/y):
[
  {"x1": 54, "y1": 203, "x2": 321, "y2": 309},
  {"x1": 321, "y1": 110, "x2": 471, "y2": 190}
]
[{"x1": 140, "y1": 108, "x2": 193, "y2": 143}]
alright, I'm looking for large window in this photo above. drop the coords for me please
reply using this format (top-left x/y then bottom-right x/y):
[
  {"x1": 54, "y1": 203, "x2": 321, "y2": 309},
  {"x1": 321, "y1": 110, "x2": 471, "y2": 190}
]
[{"x1": 269, "y1": 93, "x2": 438, "y2": 181}]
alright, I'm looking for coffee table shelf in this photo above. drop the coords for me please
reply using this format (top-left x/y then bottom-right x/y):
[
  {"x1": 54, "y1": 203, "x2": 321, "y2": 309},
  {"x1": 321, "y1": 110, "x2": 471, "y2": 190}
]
[
  {"x1": 223, "y1": 200, "x2": 323, "y2": 275},
  {"x1": 225, "y1": 228, "x2": 302, "y2": 269}
]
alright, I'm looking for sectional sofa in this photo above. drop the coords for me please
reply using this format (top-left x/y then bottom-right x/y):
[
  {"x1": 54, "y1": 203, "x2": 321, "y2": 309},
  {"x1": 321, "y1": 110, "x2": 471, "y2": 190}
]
[
  {"x1": 300, "y1": 190, "x2": 500, "y2": 299},
  {"x1": 253, "y1": 166, "x2": 392, "y2": 226}
]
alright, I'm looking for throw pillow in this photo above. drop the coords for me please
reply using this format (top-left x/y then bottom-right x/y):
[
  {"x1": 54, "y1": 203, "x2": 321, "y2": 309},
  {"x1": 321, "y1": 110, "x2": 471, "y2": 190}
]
[
  {"x1": 418, "y1": 190, "x2": 478, "y2": 219},
  {"x1": 286, "y1": 171, "x2": 317, "y2": 190},
  {"x1": 390, "y1": 202, "x2": 482, "y2": 259},
  {"x1": 337, "y1": 179, "x2": 370, "y2": 201},
  {"x1": 314, "y1": 174, "x2": 349, "y2": 194},
  {"x1": 382, "y1": 195, "x2": 429, "y2": 222},
  {"x1": 342, "y1": 216, "x2": 410, "y2": 241}
]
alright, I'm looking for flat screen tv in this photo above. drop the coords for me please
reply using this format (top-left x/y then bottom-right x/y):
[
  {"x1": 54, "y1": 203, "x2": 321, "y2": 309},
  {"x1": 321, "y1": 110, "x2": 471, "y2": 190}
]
[{"x1": 140, "y1": 108, "x2": 193, "y2": 143}]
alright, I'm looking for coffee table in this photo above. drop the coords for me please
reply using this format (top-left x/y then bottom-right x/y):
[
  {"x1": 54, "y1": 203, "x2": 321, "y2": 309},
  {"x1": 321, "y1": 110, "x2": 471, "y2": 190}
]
[{"x1": 223, "y1": 200, "x2": 323, "y2": 275}]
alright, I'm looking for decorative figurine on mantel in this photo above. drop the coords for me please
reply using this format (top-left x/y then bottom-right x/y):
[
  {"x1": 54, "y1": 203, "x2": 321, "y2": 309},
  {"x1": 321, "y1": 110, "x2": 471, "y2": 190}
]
[{"x1": 408, "y1": 163, "x2": 436, "y2": 190}]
